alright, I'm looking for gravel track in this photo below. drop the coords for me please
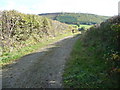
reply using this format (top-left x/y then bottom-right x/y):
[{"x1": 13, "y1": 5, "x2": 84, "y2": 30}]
[{"x1": 2, "y1": 35, "x2": 80, "y2": 88}]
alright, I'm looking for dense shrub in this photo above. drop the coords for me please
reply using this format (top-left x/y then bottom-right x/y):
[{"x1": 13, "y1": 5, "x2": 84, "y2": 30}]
[
  {"x1": 82, "y1": 16, "x2": 120, "y2": 87},
  {"x1": 0, "y1": 10, "x2": 72, "y2": 56}
]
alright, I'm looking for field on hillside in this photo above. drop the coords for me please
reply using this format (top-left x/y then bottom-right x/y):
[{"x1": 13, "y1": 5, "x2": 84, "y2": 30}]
[{"x1": 79, "y1": 24, "x2": 93, "y2": 29}]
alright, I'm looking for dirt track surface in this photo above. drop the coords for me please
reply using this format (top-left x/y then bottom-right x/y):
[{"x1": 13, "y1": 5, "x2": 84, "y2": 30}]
[{"x1": 2, "y1": 35, "x2": 80, "y2": 88}]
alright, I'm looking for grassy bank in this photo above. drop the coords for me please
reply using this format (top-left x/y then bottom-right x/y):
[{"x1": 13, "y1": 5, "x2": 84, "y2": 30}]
[
  {"x1": 63, "y1": 38, "x2": 118, "y2": 88},
  {"x1": 63, "y1": 16, "x2": 120, "y2": 88},
  {"x1": 1, "y1": 32, "x2": 78, "y2": 66}
]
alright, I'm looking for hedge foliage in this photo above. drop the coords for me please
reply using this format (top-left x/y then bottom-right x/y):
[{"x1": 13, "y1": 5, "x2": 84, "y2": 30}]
[
  {"x1": 83, "y1": 16, "x2": 120, "y2": 86},
  {"x1": 0, "y1": 10, "x2": 72, "y2": 56}
]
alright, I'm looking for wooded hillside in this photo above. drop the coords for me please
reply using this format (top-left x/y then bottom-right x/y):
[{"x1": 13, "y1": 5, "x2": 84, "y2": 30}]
[{"x1": 39, "y1": 13, "x2": 109, "y2": 25}]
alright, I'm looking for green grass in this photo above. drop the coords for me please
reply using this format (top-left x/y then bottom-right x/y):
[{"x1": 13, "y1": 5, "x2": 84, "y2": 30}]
[
  {"x1": 63, "y1": 37, "x2": 119, "y2": 88},
  {"x1": 1, "y1": 32, "x2": 78, "y2": 66}
]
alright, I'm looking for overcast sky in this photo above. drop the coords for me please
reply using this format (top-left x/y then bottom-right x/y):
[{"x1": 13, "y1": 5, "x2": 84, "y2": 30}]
[{"x1": 0, "y1": 0, "x2": 120, "y2": 16}]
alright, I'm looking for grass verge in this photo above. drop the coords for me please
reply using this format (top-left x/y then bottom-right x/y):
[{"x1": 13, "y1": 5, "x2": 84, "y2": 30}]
[
  {"x1": 1, "y1": 32, "x2": 79, "y2": 66},
  {"x1": 63, "y1": 37, "x2": 119, "y2": 88}
]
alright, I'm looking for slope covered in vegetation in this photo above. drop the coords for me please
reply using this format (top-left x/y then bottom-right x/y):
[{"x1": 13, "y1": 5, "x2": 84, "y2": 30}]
[
  {"x1": 0, "y1": 10, "x2": 73, "y2": 65},
  {"x1": 63, "y1": 16, "x2": 120, "y2": 88},
  {"x1": 39, "y1": 13, "x2": 109, "y2": 25}
]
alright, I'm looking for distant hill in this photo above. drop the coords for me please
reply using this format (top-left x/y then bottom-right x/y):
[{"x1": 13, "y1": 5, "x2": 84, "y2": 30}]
[{"x1": 39, "y1": 12, "x2": 110, "y2": 25}]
